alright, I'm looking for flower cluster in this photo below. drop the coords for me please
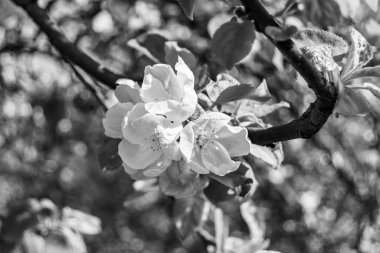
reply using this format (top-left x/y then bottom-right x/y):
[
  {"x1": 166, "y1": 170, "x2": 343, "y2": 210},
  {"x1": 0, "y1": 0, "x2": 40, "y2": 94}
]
[{"x1": 103, "y1": 57, "x2": 251, "y2": 196}]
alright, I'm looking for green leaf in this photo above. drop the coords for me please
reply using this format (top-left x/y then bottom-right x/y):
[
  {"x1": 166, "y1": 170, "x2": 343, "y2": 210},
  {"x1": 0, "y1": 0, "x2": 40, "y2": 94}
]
[
  {"x1": 158, "y1": 160, "x2": 200, "y2": 198},
  {"x1": 292, "y1": 29, "x2": 348, "y2": 56},
  {"x1": 211, "y1": 18, "x2": 256, "y2": 69},
  {"x1": 342, "y1": 66, "x2": 380, "y2": 84},
  {"x1": 265, "y1": 25, "x2": 297, "y2": 42},
  {"x1": 365, "y1": 0, "x2": 378, "y2": 11},
  {"x1": 249, "y1": 143, "x2": 284, "y2": 169},
  {"x1": 341, "y1": 28, "x2": 373, "y2": 77},
  {"x1": 177, "y1": 0, "x2": 198, "y2": 20},
  {"x1": 213, "y1": 80, "x2": 271, "y2": 106},
  {"x1": 164, "y1": 41, "x2": 197, "y2": 70},
  {"x1": 301, "y1": 45, "x2": 338, "y2": 72},
  {"x1": 238, "y1": 100, "x2": 290, "y2": 118},
  {"x1": 335, "y1": 86, "x2": 372, "y2": 116},
  {"x1": 172, "y1": 196, "x2": 209, "y2": 239},
  {"x1": 128, "y1": 32, "x2": 168, "y2": 63},
  {"x1": 97, "y1": 138, "x2": 122, "y2": 171},
  {"x1": 205, "y1": 163, "x2": 258, "y2": 204}
]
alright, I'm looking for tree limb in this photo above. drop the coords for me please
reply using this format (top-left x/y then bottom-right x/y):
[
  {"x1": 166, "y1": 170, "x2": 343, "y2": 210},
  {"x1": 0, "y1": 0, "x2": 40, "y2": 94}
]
[
  {"x1": 11, "y1": 0, "x2": 124, "y2": 89},
  {"x1": 241, "y1": 0, "x2": 338, "y2": 145}
]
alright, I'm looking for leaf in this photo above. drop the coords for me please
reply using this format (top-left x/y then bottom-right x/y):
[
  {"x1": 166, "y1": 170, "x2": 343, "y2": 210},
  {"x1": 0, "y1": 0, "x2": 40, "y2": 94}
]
[
  {"x1": 250, "y1": 143, "x2": 284, "y2": 169},
  {"x1": 213, "y1": 80, "x2": 271, "y2": 106},
  {"x1": 172, "y1": 196, "x2": 209, "y2": 240},
  {"x1": 238, "y1": 100, "x2": 290, "y2": 118},
  {"x1": 97, "y1": 138, "x2": 122, "y2": 171},
  {"x1": 341, "y1": 28, "x2": 373, "y2": 77},
  {"x1": 347, "y1": 82, "x2": 380, "y2": 99},
  {"x1": 158, "y1": 160, "x2": 200, "y2": 198},
  {"x1": 177, "y1": 0, "x2": 198, "y2": 20},
  {"x1": 128, "y1": 32, "x2": 169, "y2": 63},
  {"x1": 211, "y1": 18, "x2": 256, "y2": 69},
  {"x1": 205, "y1": 163, "x2": 258, "y2": 204},
  {"x1": 164, "y1": 41, "x2": 197, "y2": 70},
  {"x1": 335, "y1": 86, "x2": 371, "y2": 116},
  {"x1": 292, "y1": 29, "x2": 348, "y2": 56},
  {"x1": 342, "y1": 66, "x2": 380, "y2": 84},
  {"x1": 301, "y1": 45, "x2": 338, "y2": 72},
  {"x1": 265, "y1": 26, "x2": 297, "y2": 42},
  {"x1": 365, "y1": 0, "x2": 378, "y2": 11}
]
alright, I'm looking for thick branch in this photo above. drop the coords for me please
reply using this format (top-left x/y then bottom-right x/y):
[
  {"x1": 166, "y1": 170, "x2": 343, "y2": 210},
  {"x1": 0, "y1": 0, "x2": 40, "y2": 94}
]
[
  {"x1": 11, "y1": 0, "x2": 124, "y2": 89},
  {"x1": 241, "y1": 0, "x2": 338, "y2": 145}
]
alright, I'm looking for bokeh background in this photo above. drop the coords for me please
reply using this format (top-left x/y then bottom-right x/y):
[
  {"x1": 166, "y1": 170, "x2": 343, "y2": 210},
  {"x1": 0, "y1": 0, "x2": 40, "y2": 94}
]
[{"x1": 1, "y1": 0, "x2": 380, "y2": 252}]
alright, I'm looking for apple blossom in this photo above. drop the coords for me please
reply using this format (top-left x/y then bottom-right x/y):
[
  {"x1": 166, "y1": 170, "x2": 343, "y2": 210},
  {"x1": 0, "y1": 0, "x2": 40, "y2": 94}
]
[
  {"x1": 179, "y1": 112, "x2": 250, "y2": 176},
  {"x1": 140, "y1": 57, "x2": 198, "y2": 123}
]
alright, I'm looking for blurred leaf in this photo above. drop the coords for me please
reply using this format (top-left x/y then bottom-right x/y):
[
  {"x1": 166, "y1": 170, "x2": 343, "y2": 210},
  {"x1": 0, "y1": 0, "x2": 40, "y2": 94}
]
[
  {"x1": 205, "y1": 163, "x2": 258, "y2": 204},
  {"x1": 364, "y1": 0, "x2": 378, "y2": 11},
  {"x1": 211, "y1": 18, "x2": 256, "y2": 69},
  {"x1": 19, "y1": 231, "x2": 45, "y2": 253},
  {"x1": 164, "y1": 41, "x2": 197, "y2": 70},
  {"x1": 265, "y1": 26, "x2": 297, "y2": 42},
  {"x1": 0, "y1": 199, "x2": 40, "y2": 243},
  {"x1": 177, "y1": 0, "x2": 198, "y2": 20},
  {"x1": 97, "y1": 138, "x2": 122, "y2": 171},
  {"x1": 61, "y1": 207, "x2": 101, "y2": 235},
  {"x1": 238, "y1": 100, "x2": 290, "y2": 118},
  {"x1": 158, "y1": 160, "x2": 199, "y2": 198},
  {"x1": 250, "y1": 143, "x2": 284, "y2": 169},
  {"x1": 172, "y1": 195, "x2": 209, "y2": 240},
  {"x1": 44, "y1": 227, "x2": 86, "y2": 253},
  {"x1": 292, "y1": 29, "x2": 348, "y2": 56},
  {"x1": 303, "y1": 0, "x2": 342, "y2": 28},
  {"x1": 129, "y1": 32, "x2": 169, "y2": 63},
  {"x1": 207, "y1": 13, "x2": 232, "y2": 37}
]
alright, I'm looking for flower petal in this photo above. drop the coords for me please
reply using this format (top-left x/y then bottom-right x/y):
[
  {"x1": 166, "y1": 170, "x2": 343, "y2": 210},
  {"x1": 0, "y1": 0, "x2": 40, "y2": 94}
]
[
  {"x1": 140, "y1": 74, "x2": 170, "y2": 103},
  {"x1": 122, "y1": 103, "x2": 166, "y2": 144},
  {"x1": 158, "y1": 160, "x2": 198, "y2": 198},
  {"x1": 143, "y1": 156, "x2": 172, "y2": 177},
  {"x1": 187, "y1": 151, "x2": 210, "y2": 174},
  {"x1": 175, "y1": 56, "x2": 195, "y2": 90},
  {"x1": 115, "y1": 79, "x2": 142, "y2": 104},
  {"x1": 145, "y1": 64, "x2": 184, "y2": 99},
  {"x1": 179, "y1": 122, "x2": 195, "y2": 162},
  {"x1": 201, "y1": 140, "x2": 240, "y2": 176},
  {"x1": 118, "y1": 139, "x2": 162, "y2": 170},
  {"x1": 214, "y1": 125, "x2": 250, "y2": 157},
  {"x1": 145, "y1": 100, "x2": 190, "y2": 122},
  {"x1": 123, "y1": 163, "x2": 149, "y2": 180},
  {"x1": 102, "y1": 102, "x2": 134, "y2": 138}
]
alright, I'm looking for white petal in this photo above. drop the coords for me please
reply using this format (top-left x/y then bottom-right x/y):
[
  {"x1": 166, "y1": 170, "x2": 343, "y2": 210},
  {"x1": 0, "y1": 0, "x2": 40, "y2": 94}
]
[
  {"x1": 179, "y1": 122, "x2": 195, "y2": 162},
  {"x1": 145, "y1": 64, "x2": 184, "y2": 100},
  {"x1": 175, "y1": 56, "x2": 195, "y2": 90},
  {"x1": 187, "y1": 151, "x2": 210, "y2": 174},
  {"x1": 143, "y1": 156, "x2": 172, "y2": 177},
  {"x1": 214, "y1": 125, "x2": 250, "y2": 157},
  {"x1": 140, "y1": 74, "x2": 170, "y2": 103},
  {"x1": 102, "y1": 102, "x2": 133, "y2": 138},
  {"x1": 122, "y1": 103, "x2": 166, "y2": 144},
  {"x1": 201, "y1": 140, "x2": 240, "y2": 176},
  {"x1": 118, "y1": 139, "x2": 162, "y2": 170},
  {"x1": 115, "y1": 79, "x2": 142, "y2": 104},
  {"x1": 144, "y1": 100, "x2": 190, "y2": 122},
  {"x1": 122, "y1": 163, "x2": 149, "y2": 180}
]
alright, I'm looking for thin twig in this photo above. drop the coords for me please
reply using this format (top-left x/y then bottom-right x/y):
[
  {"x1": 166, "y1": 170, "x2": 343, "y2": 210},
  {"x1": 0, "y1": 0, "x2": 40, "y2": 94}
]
[{"x1": 66, "y1": 60, "x2": 108, "y2": 111}]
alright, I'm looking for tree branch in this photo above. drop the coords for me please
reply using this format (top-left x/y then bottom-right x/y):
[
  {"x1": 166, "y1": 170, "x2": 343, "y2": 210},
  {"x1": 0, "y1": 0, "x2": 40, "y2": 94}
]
[
  {"x1": 241, "y1": 0, "x2": 338, "y2": 145},
  {"x1": 11, "y1": 0, "x2": 124, "y2": 89}
]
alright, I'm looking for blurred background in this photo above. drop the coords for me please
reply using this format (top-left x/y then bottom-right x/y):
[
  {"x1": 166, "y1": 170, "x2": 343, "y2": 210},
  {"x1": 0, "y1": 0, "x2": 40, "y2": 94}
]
[{"x1": 1, "y1": 0, "x2": 380, "y2": 252}]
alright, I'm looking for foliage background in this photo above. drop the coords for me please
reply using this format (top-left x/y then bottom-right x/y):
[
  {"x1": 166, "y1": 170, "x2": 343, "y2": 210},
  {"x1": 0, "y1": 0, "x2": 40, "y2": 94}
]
[{"x1": 1, "y1": 0, "x2": 380, "y2": 252}]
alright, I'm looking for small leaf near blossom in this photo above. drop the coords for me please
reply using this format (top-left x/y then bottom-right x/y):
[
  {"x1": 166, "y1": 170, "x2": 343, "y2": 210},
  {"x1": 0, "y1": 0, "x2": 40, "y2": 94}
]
[
  {"x1": 98, "y1": 138, "x2": 122, "y2": 171},
  {"x1": 164, "y1": 41, "x2": 197, "y2": 71}
]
